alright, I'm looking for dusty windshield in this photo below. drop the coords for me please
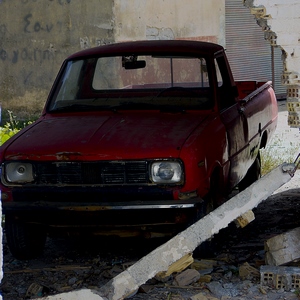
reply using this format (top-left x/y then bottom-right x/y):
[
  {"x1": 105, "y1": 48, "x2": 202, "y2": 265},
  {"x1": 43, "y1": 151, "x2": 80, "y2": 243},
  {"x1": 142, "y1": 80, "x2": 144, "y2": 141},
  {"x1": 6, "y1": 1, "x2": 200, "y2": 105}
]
[{"x1": 48, "y1": 55, "x2": 213, "y2": 112}]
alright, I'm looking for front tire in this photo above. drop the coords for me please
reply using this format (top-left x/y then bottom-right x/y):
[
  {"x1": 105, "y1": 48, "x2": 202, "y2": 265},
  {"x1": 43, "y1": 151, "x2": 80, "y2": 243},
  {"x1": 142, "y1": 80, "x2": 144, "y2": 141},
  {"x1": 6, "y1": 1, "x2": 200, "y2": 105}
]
[
  {"x1": 5, "y1": 214, "x2": 47, "y2": 260},
  {"x1": 193, "y1": 170, "x2": 223, "y2": 258}
]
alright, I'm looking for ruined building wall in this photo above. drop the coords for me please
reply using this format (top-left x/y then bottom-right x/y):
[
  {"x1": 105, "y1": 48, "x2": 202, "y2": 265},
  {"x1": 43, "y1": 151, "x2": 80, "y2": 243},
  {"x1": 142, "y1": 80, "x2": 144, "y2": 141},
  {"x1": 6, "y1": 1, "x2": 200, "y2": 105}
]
[{"x1": 245, "y1": 0, "x2": 300, "y2": 128}]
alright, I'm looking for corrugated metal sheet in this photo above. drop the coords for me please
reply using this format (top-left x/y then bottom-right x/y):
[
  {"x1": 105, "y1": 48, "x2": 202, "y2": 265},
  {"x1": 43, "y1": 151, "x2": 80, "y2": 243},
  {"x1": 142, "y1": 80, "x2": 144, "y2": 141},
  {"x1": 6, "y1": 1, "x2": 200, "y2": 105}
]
[
  {"x1": 273, "y1": 46, "x2": 286, "y2": 99},
  {"x1": 225, "y1": 0, "x2": 286, "y2": 98}
]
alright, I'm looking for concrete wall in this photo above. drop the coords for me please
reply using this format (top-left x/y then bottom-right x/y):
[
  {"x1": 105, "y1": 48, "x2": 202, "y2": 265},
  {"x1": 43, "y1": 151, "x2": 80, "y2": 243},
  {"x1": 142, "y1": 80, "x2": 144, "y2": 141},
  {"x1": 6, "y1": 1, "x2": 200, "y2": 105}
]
[
  {"x1": 0, "y1": 0, "x2": 115, "y2": 122},
  {"x1": 245, "y1": 0, "x2": 300, "y2": 127},
  {"x1": 0, "y1": 0, "x2": 224, "y2": 122},
  {"x1": 113, "y1": 0, "x2": 225, "y2": 44}
]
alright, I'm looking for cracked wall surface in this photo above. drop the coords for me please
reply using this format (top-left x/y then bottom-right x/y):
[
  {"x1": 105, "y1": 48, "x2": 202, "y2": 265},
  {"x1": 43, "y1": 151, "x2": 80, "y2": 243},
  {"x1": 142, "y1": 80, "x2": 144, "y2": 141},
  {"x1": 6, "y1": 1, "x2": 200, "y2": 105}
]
[
  {"x1": 244, "y1": 0, "x2": 300, "y2": 128},
  {"x1": 0, "y1": 0, "x2": 115, "y2": 122},
  {"x1": 113, "y1": 0, "x2": 225, "y2": 44}
]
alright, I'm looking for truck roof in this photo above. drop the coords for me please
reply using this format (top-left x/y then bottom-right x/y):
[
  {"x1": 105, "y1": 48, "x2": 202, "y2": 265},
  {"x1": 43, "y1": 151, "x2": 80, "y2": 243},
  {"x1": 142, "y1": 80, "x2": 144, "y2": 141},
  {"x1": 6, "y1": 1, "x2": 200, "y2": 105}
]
[{"x1": 67, "y1": 40, "x2": 224, "y2": 60}]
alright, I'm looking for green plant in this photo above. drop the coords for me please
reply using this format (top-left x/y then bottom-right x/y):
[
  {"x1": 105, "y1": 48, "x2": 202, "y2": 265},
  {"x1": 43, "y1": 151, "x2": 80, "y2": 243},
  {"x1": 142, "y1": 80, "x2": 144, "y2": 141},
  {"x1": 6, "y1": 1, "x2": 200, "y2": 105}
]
[
  {"x1": 0, "y1": 110, "x2": 34, "y2": 146},
  {"x1": 294, "y1": 288, "x2": 300, "y2": 298}
]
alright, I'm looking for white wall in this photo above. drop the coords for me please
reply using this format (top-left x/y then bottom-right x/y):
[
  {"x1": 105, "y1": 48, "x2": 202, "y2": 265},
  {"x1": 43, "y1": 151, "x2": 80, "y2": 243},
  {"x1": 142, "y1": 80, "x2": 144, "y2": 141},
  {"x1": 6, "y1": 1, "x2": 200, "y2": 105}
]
[
  {"x1": 253, "y1": 0, "x2": 300, "y2": 74},
  {"x1": 113, "y1": 0, "x2": 226, "y2": 46}
]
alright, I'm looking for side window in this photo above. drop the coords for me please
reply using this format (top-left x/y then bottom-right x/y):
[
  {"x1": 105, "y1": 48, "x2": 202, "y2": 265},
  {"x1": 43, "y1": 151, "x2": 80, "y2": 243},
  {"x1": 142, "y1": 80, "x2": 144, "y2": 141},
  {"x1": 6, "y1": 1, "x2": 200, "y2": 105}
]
[
  {"x1": 215, "y1": 59, "x2": 223, "y2": 87},
  {"x1": 215, "y1": 55, "x2": 236, "y2": 110}
]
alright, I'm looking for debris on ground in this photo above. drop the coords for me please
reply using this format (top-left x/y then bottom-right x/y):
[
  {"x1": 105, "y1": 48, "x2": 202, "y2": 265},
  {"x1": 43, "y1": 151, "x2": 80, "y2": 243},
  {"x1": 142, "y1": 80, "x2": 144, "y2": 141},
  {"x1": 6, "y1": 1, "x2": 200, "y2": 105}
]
[{"x1": 2, "y1": 181, "x2": 300, "y2": 299}]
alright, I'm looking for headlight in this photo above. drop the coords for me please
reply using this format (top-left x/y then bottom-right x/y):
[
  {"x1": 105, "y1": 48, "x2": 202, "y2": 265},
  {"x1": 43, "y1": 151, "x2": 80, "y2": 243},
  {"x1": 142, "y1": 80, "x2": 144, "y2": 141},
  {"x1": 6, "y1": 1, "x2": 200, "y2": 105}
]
[
  {"x1": 4, "y1": 162, "x2": 34, "y2": 183},
  {"x1": 151, "y1": 161, "x2": 183, "y2": 184}
]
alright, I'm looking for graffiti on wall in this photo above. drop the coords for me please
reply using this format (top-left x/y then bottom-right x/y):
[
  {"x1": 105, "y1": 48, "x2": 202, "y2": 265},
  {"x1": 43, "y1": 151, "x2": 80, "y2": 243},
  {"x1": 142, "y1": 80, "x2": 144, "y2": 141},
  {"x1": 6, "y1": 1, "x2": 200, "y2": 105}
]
[{"x1": 20, "y1": 0, "x2": 71, "y2": 5}]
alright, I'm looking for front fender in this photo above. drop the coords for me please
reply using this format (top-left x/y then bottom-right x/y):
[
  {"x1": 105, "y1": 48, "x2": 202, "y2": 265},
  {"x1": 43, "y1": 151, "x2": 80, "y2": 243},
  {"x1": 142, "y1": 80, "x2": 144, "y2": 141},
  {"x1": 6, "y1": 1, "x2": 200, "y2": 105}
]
[{"x1": 179, "y1": 115, "x2": 229, "y2": 197}]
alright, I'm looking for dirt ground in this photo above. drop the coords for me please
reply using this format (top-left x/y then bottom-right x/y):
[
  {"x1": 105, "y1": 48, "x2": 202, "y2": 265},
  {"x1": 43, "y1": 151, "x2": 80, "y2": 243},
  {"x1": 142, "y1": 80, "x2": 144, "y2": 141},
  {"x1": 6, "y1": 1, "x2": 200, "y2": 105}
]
[{"x1": 1, "y1": 184, "x2": 300, "y2": 300}]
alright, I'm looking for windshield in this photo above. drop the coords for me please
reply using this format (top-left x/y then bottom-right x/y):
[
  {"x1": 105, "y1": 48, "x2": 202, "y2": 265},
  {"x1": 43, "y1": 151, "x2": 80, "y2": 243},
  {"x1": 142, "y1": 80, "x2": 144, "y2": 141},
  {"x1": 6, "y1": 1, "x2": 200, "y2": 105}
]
[{"x1": 48, "y1": 55, "x2": 214, "y2": 112}]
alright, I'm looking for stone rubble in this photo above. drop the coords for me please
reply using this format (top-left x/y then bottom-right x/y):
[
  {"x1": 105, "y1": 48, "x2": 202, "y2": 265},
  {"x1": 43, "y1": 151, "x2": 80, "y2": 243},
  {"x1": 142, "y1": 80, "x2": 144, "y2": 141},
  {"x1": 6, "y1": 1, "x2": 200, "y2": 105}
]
[{"x1": 2, "y1": 235, "x2": 300, "y2": 300}]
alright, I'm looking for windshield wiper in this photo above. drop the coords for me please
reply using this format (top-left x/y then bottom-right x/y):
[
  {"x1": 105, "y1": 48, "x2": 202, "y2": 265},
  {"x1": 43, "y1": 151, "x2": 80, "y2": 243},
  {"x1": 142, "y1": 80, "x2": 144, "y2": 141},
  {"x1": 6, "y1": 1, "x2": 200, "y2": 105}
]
[
  {"x1": 50, "y1": 104, "x2": 97, "y2": 112},
  {"x1": 159, "y1": 106, "x2": 186, "y2": 113},
  {"x1": 108, "y1": 103, "x2": 158, "y2": 111}
]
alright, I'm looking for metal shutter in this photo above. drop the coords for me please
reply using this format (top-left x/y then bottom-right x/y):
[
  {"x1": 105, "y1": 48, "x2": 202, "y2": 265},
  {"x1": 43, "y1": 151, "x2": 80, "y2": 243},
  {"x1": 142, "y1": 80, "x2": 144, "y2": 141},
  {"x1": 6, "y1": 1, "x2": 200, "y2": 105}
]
[{"x1": 225, "y1": 0, "x2": 286, "y2": 98}]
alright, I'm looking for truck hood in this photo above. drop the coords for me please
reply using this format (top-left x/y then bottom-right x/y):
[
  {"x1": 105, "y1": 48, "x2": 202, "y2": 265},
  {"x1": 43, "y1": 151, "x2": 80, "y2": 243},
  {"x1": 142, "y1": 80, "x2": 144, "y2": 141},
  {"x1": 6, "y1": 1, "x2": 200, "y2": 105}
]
[{"x1": 4, "y1": 112, "x2": 210, "y2": 161}]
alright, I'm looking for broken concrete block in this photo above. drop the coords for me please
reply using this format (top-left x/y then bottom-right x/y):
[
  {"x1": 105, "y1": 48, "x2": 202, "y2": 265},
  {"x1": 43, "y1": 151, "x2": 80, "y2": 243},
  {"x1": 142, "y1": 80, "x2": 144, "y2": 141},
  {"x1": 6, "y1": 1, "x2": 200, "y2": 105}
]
[
  {"x1": 155, "y1": 253, "x2": 194, "y2": 281},
  {"x1": 265, "y1": 227, "x2": 300, "y2": 266},
  {"x1": 191, "y1": 259, "x2": 217, "y2": 271},
  {"x1": 260, "y1": 265, "x2": 300, "y2": 291},
  {"x1": 234, "y1": 210, "x2": 255, "y2": 228},
  {"x1": 239, "y1": 262, "x2": 260, "y2": 280},
  {"x1": 190, "y1": 293, "x2": 219, "y2": 300},
  {"x1": 198, "y1": 274, "x2": 212, "y2": 283},
  {"x1": 174, "y1": 269, "x2": 200, "y2": 286},
  {"x1": 38, "y1": 289, "x2": 105, "y2": 300}
]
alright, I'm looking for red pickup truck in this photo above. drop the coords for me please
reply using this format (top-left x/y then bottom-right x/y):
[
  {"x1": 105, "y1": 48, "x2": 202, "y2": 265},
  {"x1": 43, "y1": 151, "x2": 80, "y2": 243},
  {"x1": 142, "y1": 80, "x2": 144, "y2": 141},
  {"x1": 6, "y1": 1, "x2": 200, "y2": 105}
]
[{"x1": 0, "y1": 40, "x2": 278, "y2": 259}]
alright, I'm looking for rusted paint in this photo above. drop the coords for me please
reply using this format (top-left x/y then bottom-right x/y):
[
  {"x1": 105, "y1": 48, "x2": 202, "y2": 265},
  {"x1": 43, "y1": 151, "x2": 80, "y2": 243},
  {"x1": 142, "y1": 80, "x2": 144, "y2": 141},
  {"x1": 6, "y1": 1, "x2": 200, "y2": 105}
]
[{"x1": 56, "y1": 152, "x2": 82, "y2": 161}]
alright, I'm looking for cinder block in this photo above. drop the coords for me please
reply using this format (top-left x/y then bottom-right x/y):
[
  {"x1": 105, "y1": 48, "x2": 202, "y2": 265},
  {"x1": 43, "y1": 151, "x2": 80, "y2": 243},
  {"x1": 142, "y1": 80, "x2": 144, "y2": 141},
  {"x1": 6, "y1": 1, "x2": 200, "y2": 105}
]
[
  {"x1": 282, "y1": 72, "x2": 300, "y2": 85},
  {"x1": 287, "y1": 88, "x2": 300, "y2": 99},
  {"x1": 265, "y1": 227, "x2": 300, "y2": 266},
  {"x1": 288, "y1": 114, "x2": 300, "y2": 127},
  {"x1": 260, "y1": 265, "x2": 300, "y2": 291},
  {"x1": 287, "y1": 101, "x2": 300, "y2": 113}
]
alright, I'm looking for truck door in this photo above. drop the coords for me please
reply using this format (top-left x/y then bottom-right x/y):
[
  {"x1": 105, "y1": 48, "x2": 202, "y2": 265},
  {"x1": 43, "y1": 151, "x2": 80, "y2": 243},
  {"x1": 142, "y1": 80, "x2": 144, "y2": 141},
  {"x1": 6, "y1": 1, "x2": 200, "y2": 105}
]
[{"x1": 214, "y1": 54, "x2": 250, "y2": 187}]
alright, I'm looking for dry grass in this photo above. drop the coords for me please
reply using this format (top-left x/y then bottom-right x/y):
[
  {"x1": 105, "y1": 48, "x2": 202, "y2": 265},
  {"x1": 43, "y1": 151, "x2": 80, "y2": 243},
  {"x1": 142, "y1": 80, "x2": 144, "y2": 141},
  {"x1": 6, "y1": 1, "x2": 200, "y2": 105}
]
[
  {"x1": 261, "y1": 137, "x2": 300, "y2": 175},
  {"x1": 1, "y1": 89, "x2": 46, "y2": 124}
]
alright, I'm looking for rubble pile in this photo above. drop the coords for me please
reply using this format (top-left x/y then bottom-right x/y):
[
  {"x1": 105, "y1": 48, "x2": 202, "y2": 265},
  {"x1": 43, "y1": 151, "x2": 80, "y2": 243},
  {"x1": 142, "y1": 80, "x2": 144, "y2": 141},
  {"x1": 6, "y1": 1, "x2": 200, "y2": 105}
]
[{"x1": 2, "y1": 180, "x2": 300, "y2": 299}]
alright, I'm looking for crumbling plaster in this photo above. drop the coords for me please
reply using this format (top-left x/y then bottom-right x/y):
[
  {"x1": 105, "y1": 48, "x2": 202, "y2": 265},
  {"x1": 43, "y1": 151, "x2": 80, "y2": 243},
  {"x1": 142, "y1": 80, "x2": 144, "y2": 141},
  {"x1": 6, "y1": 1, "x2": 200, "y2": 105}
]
[{"x1": 244, "y1": 0, "x2": 300, "y2": 127}]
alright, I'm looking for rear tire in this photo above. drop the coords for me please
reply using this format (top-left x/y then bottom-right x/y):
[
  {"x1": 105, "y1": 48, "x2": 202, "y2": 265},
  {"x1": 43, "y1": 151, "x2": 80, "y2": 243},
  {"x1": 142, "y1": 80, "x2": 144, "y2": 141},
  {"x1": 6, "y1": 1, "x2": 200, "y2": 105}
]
[
  {"x1": 239, "y1": 153, "x2": 261, "y2": 192},
  {"x1": 5, "y1": 214, "x2": 47, "y2": 260}
]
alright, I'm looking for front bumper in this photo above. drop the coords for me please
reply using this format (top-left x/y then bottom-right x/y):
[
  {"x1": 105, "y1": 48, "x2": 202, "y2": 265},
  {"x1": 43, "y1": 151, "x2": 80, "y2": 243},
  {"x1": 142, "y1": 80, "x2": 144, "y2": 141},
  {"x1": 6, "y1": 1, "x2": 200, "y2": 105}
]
[
  {"x1": 3, "y1": 198, "x2": 204, "y2": 234},
  {"x1": 2, "y1": 198, "x2": 203, "y2": 212}
]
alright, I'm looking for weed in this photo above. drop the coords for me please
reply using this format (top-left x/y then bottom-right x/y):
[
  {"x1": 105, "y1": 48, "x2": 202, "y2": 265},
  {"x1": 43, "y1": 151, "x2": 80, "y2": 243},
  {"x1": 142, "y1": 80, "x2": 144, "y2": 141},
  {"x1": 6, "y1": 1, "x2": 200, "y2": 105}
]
[
  {"x1": 294, "y1": 289, "x2": 300, "y2": 298},
  {"x1": 0, "y1": 110, "x2": 34, "y2": 146},
  {"x1": 261, "y1": 135, "x2": 300, "y2": 175}
]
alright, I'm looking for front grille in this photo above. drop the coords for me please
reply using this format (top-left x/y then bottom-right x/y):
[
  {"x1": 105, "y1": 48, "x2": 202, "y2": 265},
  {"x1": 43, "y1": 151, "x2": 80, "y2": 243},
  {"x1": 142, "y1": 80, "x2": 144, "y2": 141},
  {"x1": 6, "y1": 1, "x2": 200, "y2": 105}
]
[{"x1": 35, "y1": 161, "x2": 149, "y2": 185}]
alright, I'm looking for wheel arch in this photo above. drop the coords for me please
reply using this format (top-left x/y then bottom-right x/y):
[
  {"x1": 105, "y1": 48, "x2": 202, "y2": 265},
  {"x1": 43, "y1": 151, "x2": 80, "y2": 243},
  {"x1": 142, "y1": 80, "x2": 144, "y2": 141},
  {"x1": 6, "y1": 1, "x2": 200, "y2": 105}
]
[{"x1": 259, "y1": 130, "x2": 268, "y2": 149}]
